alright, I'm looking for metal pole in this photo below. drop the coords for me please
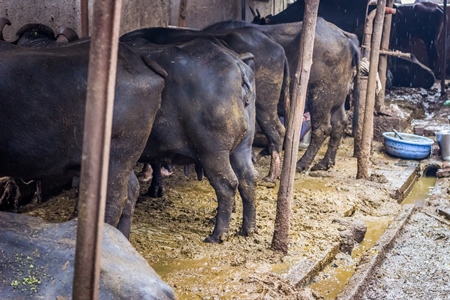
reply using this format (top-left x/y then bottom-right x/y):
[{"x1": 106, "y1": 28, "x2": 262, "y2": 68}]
[
  {"x1": 242, "y1": 0, "x2": 247, "y2": 21},
  {"x1": 80, "y1": 0, "x2": 89, "y2": 37},
  {"x1": 72, "y1": 0, "x2": 122, "y2": 298}
]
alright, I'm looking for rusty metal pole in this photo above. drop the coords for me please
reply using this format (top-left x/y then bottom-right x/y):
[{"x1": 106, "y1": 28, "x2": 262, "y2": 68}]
[
  {"x1": 441, "y1": 0, "x2": 448, "y2": 96},
  {"x1": 357, "y1": 0, "x2": 386, "y2": 179},
  {"x1": 375, "y1": 0, "x2": 394, "y2": 113},
  {"x1": 72, "y1": 0, "x2": 122, "y2": 299},
  {"x1": 271, "y1": 0, "x2": 319, "y2": 254},
  {"x1": 80, "y1": 0, "x2": 89, "y2": 37}
]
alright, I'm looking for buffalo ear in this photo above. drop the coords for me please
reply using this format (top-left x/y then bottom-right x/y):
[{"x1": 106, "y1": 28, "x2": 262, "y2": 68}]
[{"x1": 249, "y1": 6, "x2": 257, "y2": 17}]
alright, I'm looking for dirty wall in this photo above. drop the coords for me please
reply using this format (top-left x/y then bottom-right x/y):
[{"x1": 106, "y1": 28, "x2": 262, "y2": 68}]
[{"x1": 0, "y1": 0, "x2": 288, "y2": 41}]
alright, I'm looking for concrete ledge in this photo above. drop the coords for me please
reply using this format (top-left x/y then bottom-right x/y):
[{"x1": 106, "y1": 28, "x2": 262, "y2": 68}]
[
  {"x1": 336, "y1": 204, "x2": 416, "y2": 300},
  {"x1": 287, "y1": 242, "x2": 341, "y2": 288},
  {"x1": 377, "y1": 164, "x2": 419, "y2": 201}
]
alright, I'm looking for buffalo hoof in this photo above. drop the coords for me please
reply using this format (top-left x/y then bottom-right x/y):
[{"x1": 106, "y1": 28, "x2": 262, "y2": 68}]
[
  {"x1": 146, "y1": 186, "x2": 164, "y2": 198},
  {"x1": 237, "y1": 226, "x2": 254, "y2": 237},
  {"x1": 203, "y1": 233, "x2": 228, "y2": 243},
  {"x1": 258, "y1": 178, "x2": 276, "y2": 188},
  {"x1": 296, "y1": 162, "x2": 309, "y2": 172},
  {"x1": 311, "y1": 161, "x2": 333, "y2": 171}
]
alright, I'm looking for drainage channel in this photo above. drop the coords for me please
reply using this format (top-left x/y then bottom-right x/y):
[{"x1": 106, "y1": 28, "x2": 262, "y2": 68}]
[{"x1": 308, "y1": 166, "x2": 437, "y2": 299}]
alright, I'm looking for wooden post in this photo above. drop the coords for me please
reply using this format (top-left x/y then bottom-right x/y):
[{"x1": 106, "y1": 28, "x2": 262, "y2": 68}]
[
  {"x1": 441, "y1": 0, "x2": 448, "y2": 97},
  {"x1": 80, "y1": 0, "x2": 89, "y2": 38},
  {"x1": 179, "y1": 0, "x2": 188, "y2": 27},
  {"x1": 271, "y1": 0, "x2": 319, "y2": 254},
  {"x1": 72, "y1": 0, "x2": 122, "y2": 298},
  {"x1": 354, "y1": 8, "x2": 377, "y2": 158},
  {"x1": 357, "y1": 0, "x2": 386, "y2": 179},
  {"x1": 375, "y1": 0, "x2": 394, "y2": 113}
]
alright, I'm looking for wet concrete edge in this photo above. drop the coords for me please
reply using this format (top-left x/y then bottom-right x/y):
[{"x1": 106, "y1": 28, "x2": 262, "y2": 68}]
[
  {"x1": 391, "y1": 165, "x2": 419, "y2": 201},
  {"x1": 286, "y1": 164, "x2": 419, "y2": 290},
  {"x1": 336, "y1": 204, "x2": 416, "y2": 300},
  {"x1": 286, "y1": 242, "x2": 341, "y2": 288}
]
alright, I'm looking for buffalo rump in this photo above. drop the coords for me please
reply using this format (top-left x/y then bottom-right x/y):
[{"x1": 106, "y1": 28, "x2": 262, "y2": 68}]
[
  {"x1": 120, "y1": 26, "x2": 289, "y2": 183},
  {"x1": 121, "y1": 37, "x2": 258, "y2": 243},
  {"x1": 0, "y1": 40, "x2": 166, "y2": 238},
  {"x1": 205, "y1": 18, "x2": 360, "y2": 172}
]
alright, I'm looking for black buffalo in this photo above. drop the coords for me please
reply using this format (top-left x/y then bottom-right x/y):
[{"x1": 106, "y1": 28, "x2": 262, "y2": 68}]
[
  {"x1": 205, "y1": 18, "x2": 360, "y2": 172},
  {"x1": 251, "y1": 0, "x2": 368, "y2": 39},
  {"x1": 390, "y1": 2, "x2": 445, "y2": 72},
  {"x1": 254, "y1": 1, "x2": 445, "y2": 81},
  {"x1": 120, "y1": 26, "x2": 289, "y2": 183},
  {"x1": 0, "y1": 39, "x2": 166, "y2": 238},
  {"x1": 121, "y1": 37, "x2": 258, "y2": 243}
]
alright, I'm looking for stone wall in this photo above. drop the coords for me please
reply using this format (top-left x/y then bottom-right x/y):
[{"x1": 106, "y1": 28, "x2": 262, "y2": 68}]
[{"x1": 0, "y1": 0, "x2": 289, "y2": 41}]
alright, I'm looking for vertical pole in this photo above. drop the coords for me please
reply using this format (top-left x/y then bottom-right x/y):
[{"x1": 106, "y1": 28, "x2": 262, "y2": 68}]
[
  {"x1": 72, "y1": 0, "x2": 122, "y2": 298},
  {"x1": 242, "y1": 0, "x2": 246, "y2": 21},
  {"x1": 80, "y1": 0, "x2": 89, "y2": 37},
  {"x1": 354, "y1": 8, "x2": 377, "y2": 158},
  {"x1": 375, "y1": 0, "x2": 394, "y2": 113},
  {"x1": 357, "y1": 0, "x2": 386, "y2": 179},
  {"x1": 271, "y1": 0, "x2": 319, "y2": 254},
  {"x1": 179, "y1": 0, "x2": 188, "y2": 27},
  {"x1": 441, "y1": 0, "x2": 448, "y2": 96}
]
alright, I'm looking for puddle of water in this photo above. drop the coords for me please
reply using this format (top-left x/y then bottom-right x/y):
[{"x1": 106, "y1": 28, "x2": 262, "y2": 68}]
[
  {"x1": 151, "y1": 257, "x2": 211, "y2": 277},
  {"x1": 401, "y1": 176, "x2": 436, "y2": 207},
  {"x1": 309, "y1": 175, "x2": 436, "y2": 299},
  {"x1": 293, "y1": 178, "x2": 334, "y2": 193},
  {"x1": 309, "y1": 216, "x2": 392, "y2": 299}
]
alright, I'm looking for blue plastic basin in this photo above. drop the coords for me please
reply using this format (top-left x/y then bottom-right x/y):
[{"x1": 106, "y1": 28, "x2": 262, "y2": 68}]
[{"x1": 383, "y1": 132, "x2": 434, "y2": 160}]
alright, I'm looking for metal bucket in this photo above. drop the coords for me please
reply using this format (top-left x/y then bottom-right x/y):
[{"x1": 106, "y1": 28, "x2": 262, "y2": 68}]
[{"x1": 435, "y1": 130, "x2": 450, "y2": 161}]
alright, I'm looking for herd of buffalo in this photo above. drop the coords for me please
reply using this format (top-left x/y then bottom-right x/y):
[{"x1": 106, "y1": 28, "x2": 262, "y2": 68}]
[{"x1": 12, "y1": 1, "x2": 438, "y2": 244}]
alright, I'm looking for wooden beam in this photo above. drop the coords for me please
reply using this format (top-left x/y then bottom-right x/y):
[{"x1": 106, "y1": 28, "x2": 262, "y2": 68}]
[
  {"x1": 357, "y1": 0, "x2": 387, "y2": 179},
  {"x1": 73, "y1": 0, "x2": 122, "y2": 298},
  {"x1": 179, "y1": 0, "x2": 188, "y2": 28},
  {"x1": 271, "y1": 0, "x2": 320, "y2": 254}
]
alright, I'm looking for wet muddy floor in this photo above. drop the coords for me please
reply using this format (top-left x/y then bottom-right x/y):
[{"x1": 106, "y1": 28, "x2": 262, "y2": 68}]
[
  {"x1": 16, "y1": 84, "x2": 450, "y2": 299},
  {"x1": 19, "y1": 138, "x2": 405, "y2": 299}
]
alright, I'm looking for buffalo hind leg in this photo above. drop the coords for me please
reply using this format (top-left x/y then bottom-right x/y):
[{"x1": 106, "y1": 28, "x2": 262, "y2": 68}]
[
  {"x1": 312, "y1": 108, "x2": 347, "y2": 171},
  {"x1": 202, "y1": 152, "x2": 238, "y2": 243},
  {"x1": 146, "y1": 162, "x2": 164, "y2": 198},
  {"x1": 117, "y1": 171, "x2": 140, "y2": 239},
  {"x1": 296, "y1": 119, "x2": 331, "y2": 172},
  {"x1": 256, "y1": 111, "x2": 285, "y2": 184},
  {"x1": 104, "y1": 161, "x2": 130, "y2": 236},
  {"x1": 230, "y1": 143, "x2": 257, "y2": 237}
]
